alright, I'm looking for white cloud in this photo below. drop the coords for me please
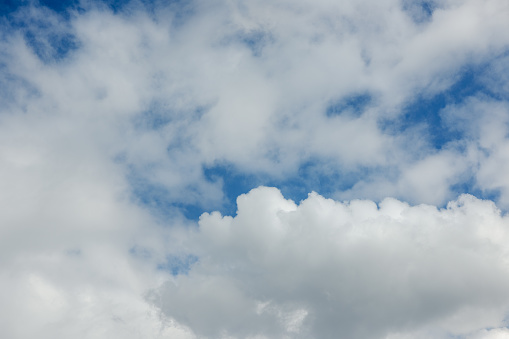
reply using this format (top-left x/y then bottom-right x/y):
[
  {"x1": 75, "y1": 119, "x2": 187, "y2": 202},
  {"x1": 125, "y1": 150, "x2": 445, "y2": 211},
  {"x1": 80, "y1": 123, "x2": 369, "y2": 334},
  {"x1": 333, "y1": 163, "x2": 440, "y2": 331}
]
[
  {"x1": 152, "y1": 187, "x2": 509, "y2": 338},
  {"x1": 440, "y1": 97, "x2": 509, "y2": 208},
  {"x1": 0, "y1": 98, "x2": 193, "y2": 337},
  {"x1": 2, "y1": 0, "x2": 509, "y2": 200},
  {"x1": 337, "y1": 145, "x2": 478, "y2": 206},
  {"x1": 1, "y1": 0, "x2": 509, "y2": 338},
  {"x1": 467, "y1": 328, "x2": 509, "y2": 339}
]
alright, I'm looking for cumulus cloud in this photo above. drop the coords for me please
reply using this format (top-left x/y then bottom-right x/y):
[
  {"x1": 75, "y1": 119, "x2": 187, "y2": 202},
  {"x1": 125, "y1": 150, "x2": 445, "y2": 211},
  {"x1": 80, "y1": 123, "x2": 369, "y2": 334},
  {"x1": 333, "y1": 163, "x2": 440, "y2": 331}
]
[
  {"x1": 1, "y1": 0, "x2": 509, "y2": 338},
  {"x1": 153, "y1": 187, "x2": 509, "y2": 339}
]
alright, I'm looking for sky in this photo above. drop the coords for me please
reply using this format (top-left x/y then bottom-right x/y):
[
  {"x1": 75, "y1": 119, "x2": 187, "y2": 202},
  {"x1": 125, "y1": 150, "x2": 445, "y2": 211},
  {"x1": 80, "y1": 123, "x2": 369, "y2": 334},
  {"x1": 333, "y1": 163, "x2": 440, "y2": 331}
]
[{"x1": 1, "y1": 0, "x2": 509, "y2": 338}]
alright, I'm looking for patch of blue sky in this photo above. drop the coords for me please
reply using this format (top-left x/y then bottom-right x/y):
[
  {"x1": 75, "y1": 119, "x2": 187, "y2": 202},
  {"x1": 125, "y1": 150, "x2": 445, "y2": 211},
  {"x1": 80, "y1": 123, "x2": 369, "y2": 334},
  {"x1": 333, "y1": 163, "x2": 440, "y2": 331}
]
[
  {"x1": 0, "y1": 0, "x2": 148, "y2": 17},
  {"x1": 102, "y1": 0, "x2": 196, "y2": 27},
  {"x1": 1, "y1": 4, "x2": 81, "y2": 63},
  {"x1": 2, "y1": 0, "x2": 194, "y2": 61},
  {"x1": 450, "y1": 178, "x2": 502, "y2": 207},
  {"x1": 402, "y1": 0, "x2": 436, "y2": 24},
  {"x1": 129, "y1": 171, "x2": 207, "y2": 221},
  {"x1": 382, "y1": 64, "x2": 490, "y2": 150},
  {"x1": 37, "y1": 0, "x2": 80, "y2": 15},
  {"x1": 326, "y1": 92, "x2": 372, "y2": 118},
  {"x1": 23, "y1": 29, "x2": 80, "y2": 62},
  {"x1": 0, "y1": 0, "x2": 83, "y2": 20},
  {"x1": 0, "y1": 0, "x2": 28, "y2": 17},
  {"x1": 420, "y1": 1, "x2": 434, "y2": 17},
  {"x1": 203, "y1": 160, "x2": 383, "y2": 216},
  {"x1": 272, "y1": 160, "x2": 378, "y2": 201},
  {"x1": 157, "y1": 254, "x2": 198, "y2": 276},
  {"x1": 203, "y1": 163, "x2": 261, "y2": 217},
  {"x1": 203, "y1": 162, "x2": 343, "y2": 217},
  {"x1": 130, "y1": 159, "x2": 393, "y2": 221},
  {"x1": 102, "y1": 0, "x2": 162, "y2": 16}
]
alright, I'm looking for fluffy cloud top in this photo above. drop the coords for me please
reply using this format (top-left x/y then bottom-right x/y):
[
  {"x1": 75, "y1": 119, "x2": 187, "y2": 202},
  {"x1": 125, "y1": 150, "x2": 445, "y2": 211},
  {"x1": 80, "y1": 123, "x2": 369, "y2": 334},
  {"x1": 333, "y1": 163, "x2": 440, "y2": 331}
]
[{"x1": 154, "y1": 187, "x2": 509, "y2": 338}]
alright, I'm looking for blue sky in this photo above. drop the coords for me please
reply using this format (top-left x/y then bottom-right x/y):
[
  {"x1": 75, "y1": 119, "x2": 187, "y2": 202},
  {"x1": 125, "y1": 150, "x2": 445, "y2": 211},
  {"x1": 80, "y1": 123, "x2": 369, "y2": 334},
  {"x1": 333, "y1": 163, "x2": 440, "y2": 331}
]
[{"x1": 2, "y1": 0, "x2": 509, "y2": 338}]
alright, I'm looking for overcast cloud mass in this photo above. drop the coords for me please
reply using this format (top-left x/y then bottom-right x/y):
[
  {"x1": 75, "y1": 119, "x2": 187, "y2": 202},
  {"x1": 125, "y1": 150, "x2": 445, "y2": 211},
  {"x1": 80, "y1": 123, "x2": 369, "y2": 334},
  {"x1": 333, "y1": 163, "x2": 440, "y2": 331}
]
[{"x1": 1, "y1": 0, "x2": 509, "y2": 338}]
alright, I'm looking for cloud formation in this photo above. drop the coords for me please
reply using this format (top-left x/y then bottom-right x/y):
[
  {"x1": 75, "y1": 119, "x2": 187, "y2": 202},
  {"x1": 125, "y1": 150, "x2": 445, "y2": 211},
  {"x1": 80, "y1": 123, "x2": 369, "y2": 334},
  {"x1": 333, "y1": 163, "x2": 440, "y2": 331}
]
[
  {"x1": 3, "y1": 0, "x2": 509, "y2": 207},
  {"x1": 154, "y1": 187, "x2": 509, "y2": 339},
  {"x1": 1, "y1": 0, "x2": 509, "y2": 338}
]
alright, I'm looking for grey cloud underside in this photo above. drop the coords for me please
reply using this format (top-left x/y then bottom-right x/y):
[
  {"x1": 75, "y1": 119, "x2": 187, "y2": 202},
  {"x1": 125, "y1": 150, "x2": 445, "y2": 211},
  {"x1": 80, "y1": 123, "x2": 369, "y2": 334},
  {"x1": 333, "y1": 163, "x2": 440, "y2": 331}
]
[{"x1": 1, "y1": 0, "x2": 509, "y2": 338}]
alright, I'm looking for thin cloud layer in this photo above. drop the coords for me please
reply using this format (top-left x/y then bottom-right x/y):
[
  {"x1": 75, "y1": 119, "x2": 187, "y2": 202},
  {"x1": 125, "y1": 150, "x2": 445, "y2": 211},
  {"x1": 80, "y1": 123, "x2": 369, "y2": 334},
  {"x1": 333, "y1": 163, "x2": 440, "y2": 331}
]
[{"x1": 1, "y1": 0, "x2": 509, "y2": 338}]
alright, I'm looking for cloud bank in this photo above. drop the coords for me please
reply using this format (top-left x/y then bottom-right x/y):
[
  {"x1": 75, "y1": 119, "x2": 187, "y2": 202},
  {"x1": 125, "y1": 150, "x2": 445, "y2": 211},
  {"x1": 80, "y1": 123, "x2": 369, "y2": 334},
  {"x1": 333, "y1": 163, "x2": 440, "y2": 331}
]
[
  {"x1": 154, "y1": 187, "x2": 509, "y2": 339},
  {"x1": 1, "y1": 0, "x2": 509, "y2": 338}
]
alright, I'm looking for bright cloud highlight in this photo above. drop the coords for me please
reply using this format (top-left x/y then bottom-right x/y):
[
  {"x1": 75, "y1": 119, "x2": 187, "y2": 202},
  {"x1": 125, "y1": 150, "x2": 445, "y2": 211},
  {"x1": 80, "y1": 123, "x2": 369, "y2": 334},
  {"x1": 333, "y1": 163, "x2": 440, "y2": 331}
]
[{"x1": 154, "y1": 187, "x2": 509, "y2": 339}]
